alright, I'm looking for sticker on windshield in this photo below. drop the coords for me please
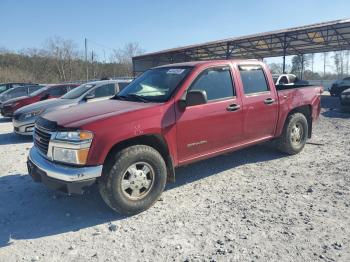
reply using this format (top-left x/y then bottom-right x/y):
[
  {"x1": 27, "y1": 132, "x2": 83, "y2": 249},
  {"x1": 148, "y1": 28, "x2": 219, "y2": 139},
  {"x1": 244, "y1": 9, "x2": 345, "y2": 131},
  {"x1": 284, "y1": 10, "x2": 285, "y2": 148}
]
[{"x1": 167, "y1": 69, "x2": 186, "y2": 74}]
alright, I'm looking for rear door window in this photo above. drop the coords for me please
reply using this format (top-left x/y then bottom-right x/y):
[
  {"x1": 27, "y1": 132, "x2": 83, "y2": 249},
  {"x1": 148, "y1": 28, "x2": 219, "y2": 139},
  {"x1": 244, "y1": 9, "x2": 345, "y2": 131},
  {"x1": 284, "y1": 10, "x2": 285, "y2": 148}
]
[
  {"x1": 118, "y1": 82, "x2": 130, "y2": 91},
  {"x1": 28, "y1": 85, "x2": 43, "y2": 93},
  {"x1": 48, "y1": 86, "x2": 67, "y2": 96},
  {"x1": 91, "y1": 84, "x2": 116, "y2": 98},
  {"x1": 239, "y1": 65, "x2": 269, "y2": 95},
  {"x1": 189, "y1": 66, "x2": 235, "y2": 101}
]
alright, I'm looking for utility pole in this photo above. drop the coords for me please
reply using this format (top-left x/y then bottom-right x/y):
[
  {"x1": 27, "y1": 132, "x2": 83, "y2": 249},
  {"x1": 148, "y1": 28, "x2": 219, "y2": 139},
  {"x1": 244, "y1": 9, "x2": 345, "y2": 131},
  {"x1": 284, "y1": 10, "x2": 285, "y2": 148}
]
[
  {"x1": 346, "y1": 50, "x2": 349, "y2": 76},
  {"x1": 91, "y1": 50, "x2": 94, "y2": 78},
  {"x1": 323, "y1": 52, "x2": 326, "y2": 78},
  {"x1": 85, "y1": 38, "x2": 88, "y2": 82},
  {"x1": 282, "y1": 33, "x2": 287, "y2": 73}
]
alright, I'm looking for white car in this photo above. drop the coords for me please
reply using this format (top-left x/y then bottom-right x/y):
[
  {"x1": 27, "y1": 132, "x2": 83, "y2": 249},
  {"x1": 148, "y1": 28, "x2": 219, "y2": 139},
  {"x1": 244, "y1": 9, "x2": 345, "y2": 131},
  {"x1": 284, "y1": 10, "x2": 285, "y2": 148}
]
[{"x1": 272, "y1": 74, "x2": 309, "y2": 85}]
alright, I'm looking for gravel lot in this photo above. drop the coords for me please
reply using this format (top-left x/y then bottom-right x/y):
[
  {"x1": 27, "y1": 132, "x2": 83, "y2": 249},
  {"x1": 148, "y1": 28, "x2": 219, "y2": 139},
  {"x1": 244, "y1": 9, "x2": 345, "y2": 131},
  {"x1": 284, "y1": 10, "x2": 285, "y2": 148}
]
[{"x1": 0, "y1": 94, "x2": 349, "y2": 262}]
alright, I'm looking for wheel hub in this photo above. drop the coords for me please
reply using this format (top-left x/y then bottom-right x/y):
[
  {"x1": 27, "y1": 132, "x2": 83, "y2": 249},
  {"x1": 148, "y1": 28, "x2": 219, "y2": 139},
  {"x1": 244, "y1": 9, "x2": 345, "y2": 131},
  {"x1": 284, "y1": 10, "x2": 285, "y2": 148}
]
[
  {"x1": 121, "y1": 162, "x2": 154, "y2": 200},
  {"x1": 291, "y1": 123, "x2": 303, "y2": 144},
  {"x1": 129, "y1": 170, "x2": 147, "y2": 189}
]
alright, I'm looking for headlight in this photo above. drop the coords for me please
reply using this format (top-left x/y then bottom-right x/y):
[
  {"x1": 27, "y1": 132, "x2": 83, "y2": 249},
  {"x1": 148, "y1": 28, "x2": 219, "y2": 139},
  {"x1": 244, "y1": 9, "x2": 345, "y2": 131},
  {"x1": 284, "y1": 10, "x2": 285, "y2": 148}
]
[
  {"x1": 55, "y1": 131, "x2": 93, "y2": 141},
  {"x1": 51, "y1": 130, "x2": 93, "y2": 165},
  {"x1": 341, "y1": 94, "x2": 350, "y2": 99},
  {"x1": 52, "y1": 147, "x2": 90, "y2": 165},
  {"x1": 23, "y1": 109, "x2": 43, "y2": 119}
]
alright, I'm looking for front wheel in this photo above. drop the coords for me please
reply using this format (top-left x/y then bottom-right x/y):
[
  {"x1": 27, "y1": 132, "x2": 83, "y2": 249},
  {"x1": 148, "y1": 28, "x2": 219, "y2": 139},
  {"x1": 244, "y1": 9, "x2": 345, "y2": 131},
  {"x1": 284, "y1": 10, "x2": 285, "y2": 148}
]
[
  {"x1": 276, "y1": 113, "x2": 308, "y2": 155},
  {"x1": 99, "y1": 145, "x2": 167, "y2": 215}
]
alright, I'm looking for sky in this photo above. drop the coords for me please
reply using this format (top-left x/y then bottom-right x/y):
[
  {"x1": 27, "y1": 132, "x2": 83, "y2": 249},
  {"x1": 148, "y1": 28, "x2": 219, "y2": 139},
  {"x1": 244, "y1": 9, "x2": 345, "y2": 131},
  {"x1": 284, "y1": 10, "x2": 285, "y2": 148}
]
[{"x1": 1, "y1": 0, "x2": 350, "y2": 72}]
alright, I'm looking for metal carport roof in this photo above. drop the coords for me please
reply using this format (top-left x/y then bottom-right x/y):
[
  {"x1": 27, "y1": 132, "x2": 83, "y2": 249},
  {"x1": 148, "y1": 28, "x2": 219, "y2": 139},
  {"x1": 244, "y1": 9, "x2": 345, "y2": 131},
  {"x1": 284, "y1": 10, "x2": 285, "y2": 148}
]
[{"x1": 132, "y1": 18, "x2": 350, "y2": 74}]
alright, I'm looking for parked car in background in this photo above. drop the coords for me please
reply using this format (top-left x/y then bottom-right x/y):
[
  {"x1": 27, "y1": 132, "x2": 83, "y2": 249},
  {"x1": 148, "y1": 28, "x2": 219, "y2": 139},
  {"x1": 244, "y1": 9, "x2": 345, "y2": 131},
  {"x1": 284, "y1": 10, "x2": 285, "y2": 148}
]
[
  {"x1": 340, "y1": 88, "x2": 350, "y2": 112},
  {"x1": 272, "y1": 74, "x2": 309, "y2": 85},
  {"x1": 0, "y1": 83, "x2": 79, "y2": 118},
  {"x1": 329, "y1": 77, "x2": 350, "y2": 96},
  {"x1": 13, "y1": 79, "x2": 131, "y2": 135},
  {"x1": 0, "y1": 82, "x2": 38, "y2": 94},
  {"x1": 0, "y1": 85, "x2": 45, "y2": 104},
  {"x1": 27, "y1": 59, "x2": 322, "y2": 215}
]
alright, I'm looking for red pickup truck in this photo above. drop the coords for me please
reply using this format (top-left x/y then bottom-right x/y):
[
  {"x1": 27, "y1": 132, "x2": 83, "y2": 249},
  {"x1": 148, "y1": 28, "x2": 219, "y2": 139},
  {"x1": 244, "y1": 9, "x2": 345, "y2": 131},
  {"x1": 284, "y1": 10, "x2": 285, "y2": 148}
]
[{"x1": 27, "y1": 60, "x2": 322, "y2": 215}]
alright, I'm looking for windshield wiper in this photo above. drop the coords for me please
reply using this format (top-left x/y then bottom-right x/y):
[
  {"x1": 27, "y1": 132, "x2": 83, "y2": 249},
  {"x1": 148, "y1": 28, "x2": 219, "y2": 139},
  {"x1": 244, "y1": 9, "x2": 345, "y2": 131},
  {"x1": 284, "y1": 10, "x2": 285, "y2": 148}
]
[
  {"x1": 126, "y1": 94, "x2": 150, "y2": 103},
  {"x1": 113, "y1": 94, "x2": 128, "y2": 101},
  {"x1": 113, "y1": 93, "x2": 150, "y2": 103}
]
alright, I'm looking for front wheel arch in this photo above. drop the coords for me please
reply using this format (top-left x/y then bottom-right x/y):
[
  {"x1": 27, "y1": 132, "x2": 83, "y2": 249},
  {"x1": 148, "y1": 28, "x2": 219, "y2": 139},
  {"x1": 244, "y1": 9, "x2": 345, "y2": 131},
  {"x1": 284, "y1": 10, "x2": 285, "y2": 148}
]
[
  {"x1": 102, "y1": 134, "x2": 175, "y2": 182},
  {"x1": 99, "y1": 144, "x2": 167, "y2": 215}
]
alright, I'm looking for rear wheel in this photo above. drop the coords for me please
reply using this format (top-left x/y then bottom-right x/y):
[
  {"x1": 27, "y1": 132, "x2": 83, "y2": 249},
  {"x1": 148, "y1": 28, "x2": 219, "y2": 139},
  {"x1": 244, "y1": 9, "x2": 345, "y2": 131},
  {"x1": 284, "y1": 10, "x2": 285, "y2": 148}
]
[
  {"x1": 99, "y1": 145, "x2": 167, "y2": 215},
  {"x1": 276, "y1": 113, "x2": 308, "y2": 155}
]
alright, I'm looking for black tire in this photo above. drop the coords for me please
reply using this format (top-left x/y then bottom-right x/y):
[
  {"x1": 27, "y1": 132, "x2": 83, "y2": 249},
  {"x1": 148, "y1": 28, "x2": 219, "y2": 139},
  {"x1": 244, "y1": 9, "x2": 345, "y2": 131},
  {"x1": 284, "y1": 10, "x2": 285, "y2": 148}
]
[
  {"x1": 98, "y1": 145, "x2": 167, "y2": 215},
  {"x1": 276, "y1": 113, "x2": 308, "y2": 155}
]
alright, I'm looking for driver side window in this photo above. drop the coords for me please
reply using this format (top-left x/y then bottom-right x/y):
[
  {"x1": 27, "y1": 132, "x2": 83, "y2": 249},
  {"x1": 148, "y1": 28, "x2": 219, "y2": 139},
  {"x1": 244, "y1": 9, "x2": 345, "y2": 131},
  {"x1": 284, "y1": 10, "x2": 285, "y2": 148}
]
[{"x1": 188, "y1": 67, "x2": 235, "y2": 101}]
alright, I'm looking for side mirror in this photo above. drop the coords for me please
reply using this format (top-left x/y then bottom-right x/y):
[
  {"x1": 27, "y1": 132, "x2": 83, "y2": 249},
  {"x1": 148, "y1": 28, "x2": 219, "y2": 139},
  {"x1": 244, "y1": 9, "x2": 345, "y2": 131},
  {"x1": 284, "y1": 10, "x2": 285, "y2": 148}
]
[
  {"x1": 85, "y1": 93, "x2": 95, "y2": 100},
  {"x1": 185, "y1": 90, "x2": 207, "y2": 107}
]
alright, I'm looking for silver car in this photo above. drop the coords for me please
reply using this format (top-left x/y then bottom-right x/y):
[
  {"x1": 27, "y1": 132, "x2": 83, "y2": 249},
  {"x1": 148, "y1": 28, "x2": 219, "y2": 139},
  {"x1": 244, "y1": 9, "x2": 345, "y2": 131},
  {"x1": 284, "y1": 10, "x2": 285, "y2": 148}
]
[{"x1": 13, "y1": 79, "x2": 132, "y2": 135}]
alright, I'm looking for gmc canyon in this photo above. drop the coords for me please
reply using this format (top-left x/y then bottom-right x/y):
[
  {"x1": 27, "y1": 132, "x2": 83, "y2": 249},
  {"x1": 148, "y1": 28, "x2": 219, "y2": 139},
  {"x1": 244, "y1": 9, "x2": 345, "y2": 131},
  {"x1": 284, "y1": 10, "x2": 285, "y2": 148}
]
[{"x1": 27, "y1": 60, "x2": 322, "y2": 215}]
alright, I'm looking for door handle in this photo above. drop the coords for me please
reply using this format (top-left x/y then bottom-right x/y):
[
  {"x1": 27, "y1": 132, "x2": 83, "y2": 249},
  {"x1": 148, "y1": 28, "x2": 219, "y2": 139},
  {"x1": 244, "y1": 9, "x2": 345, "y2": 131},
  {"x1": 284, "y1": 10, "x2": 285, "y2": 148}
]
[
  {"x1": 226, "y1": 104, "x2": 241, "y2": 112},
  {"x1": 264, "y1": 98, "x2": 275, "y2": 105}
]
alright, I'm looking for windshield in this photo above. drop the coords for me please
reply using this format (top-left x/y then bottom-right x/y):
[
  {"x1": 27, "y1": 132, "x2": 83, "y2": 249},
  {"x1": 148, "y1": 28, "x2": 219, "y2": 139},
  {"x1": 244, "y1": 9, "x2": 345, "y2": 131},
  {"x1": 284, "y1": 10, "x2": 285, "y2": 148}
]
[
  {"x1": 0, "y1": 84, "x2": 7, "y2": 93},
  {"x1": 30, "y1": 86, "x2": 48, "y2": 97},
  {"x1": 61, "y1": 83, "x2": 96, "y2": 99},
  {"x1": 116, "y1": 67, "x2": 192, "y2": 102},
  {"x1": 1, "y1": 86, "x2": 25, "y2": 95}
]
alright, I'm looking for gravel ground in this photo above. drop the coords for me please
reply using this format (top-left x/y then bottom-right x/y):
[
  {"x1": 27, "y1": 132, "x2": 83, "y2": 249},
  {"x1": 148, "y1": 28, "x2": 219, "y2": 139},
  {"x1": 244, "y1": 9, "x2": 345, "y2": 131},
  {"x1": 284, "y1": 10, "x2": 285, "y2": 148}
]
[{"x1": 0, "y1": 94, "x2": 349, "y2": 262}]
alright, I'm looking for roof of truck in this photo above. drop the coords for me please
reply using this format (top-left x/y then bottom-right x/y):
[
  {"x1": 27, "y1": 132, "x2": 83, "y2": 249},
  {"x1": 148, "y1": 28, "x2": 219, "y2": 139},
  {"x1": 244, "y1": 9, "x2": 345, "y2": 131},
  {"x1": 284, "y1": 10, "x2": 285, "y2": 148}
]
[
  {"x1": 86, "y1": 79, "x2": 132, "y2": 85},
  {"x1": 154, "y1": 59, "x2": 261, "y2": 68}
]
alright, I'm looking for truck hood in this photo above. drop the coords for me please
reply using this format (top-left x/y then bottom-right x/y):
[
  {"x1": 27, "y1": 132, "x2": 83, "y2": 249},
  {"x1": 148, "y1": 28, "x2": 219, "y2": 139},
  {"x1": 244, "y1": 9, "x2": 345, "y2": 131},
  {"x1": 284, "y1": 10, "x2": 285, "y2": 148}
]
[
  {"x1": 42, "y1": 99, "x2": 158, "y2": 127},
  {"x1": 15, "y1": 98, "x2": 76, "y2": 115}
]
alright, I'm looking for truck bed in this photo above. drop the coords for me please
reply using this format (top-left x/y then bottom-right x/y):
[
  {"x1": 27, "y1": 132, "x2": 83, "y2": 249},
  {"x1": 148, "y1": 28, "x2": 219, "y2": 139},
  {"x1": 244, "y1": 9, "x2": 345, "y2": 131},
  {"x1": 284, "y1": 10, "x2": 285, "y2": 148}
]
[
  {"x1": 273, "y1": 84, "x2": 322, "y2": 139},
  {"x1": 275, "y1": 84, "x2": 315, "y2": 91}
]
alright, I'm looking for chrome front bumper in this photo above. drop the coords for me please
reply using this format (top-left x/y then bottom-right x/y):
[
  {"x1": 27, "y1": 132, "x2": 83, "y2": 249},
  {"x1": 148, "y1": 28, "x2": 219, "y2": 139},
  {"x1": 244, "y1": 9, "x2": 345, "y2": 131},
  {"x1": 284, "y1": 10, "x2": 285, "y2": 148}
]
[
  {"x1": 13, "y1": 118, "x2": 35, "y2": 135},
  {"x1": 28, "y1": 147, "x2": 103, "y2": 182}
]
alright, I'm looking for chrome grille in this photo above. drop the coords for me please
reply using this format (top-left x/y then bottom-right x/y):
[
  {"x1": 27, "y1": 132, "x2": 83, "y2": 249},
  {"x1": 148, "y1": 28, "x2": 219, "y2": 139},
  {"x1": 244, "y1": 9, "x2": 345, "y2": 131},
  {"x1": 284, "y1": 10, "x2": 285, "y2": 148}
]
[{"x1": 34, "y1": 125, "x2": 51, "y2": 155}]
